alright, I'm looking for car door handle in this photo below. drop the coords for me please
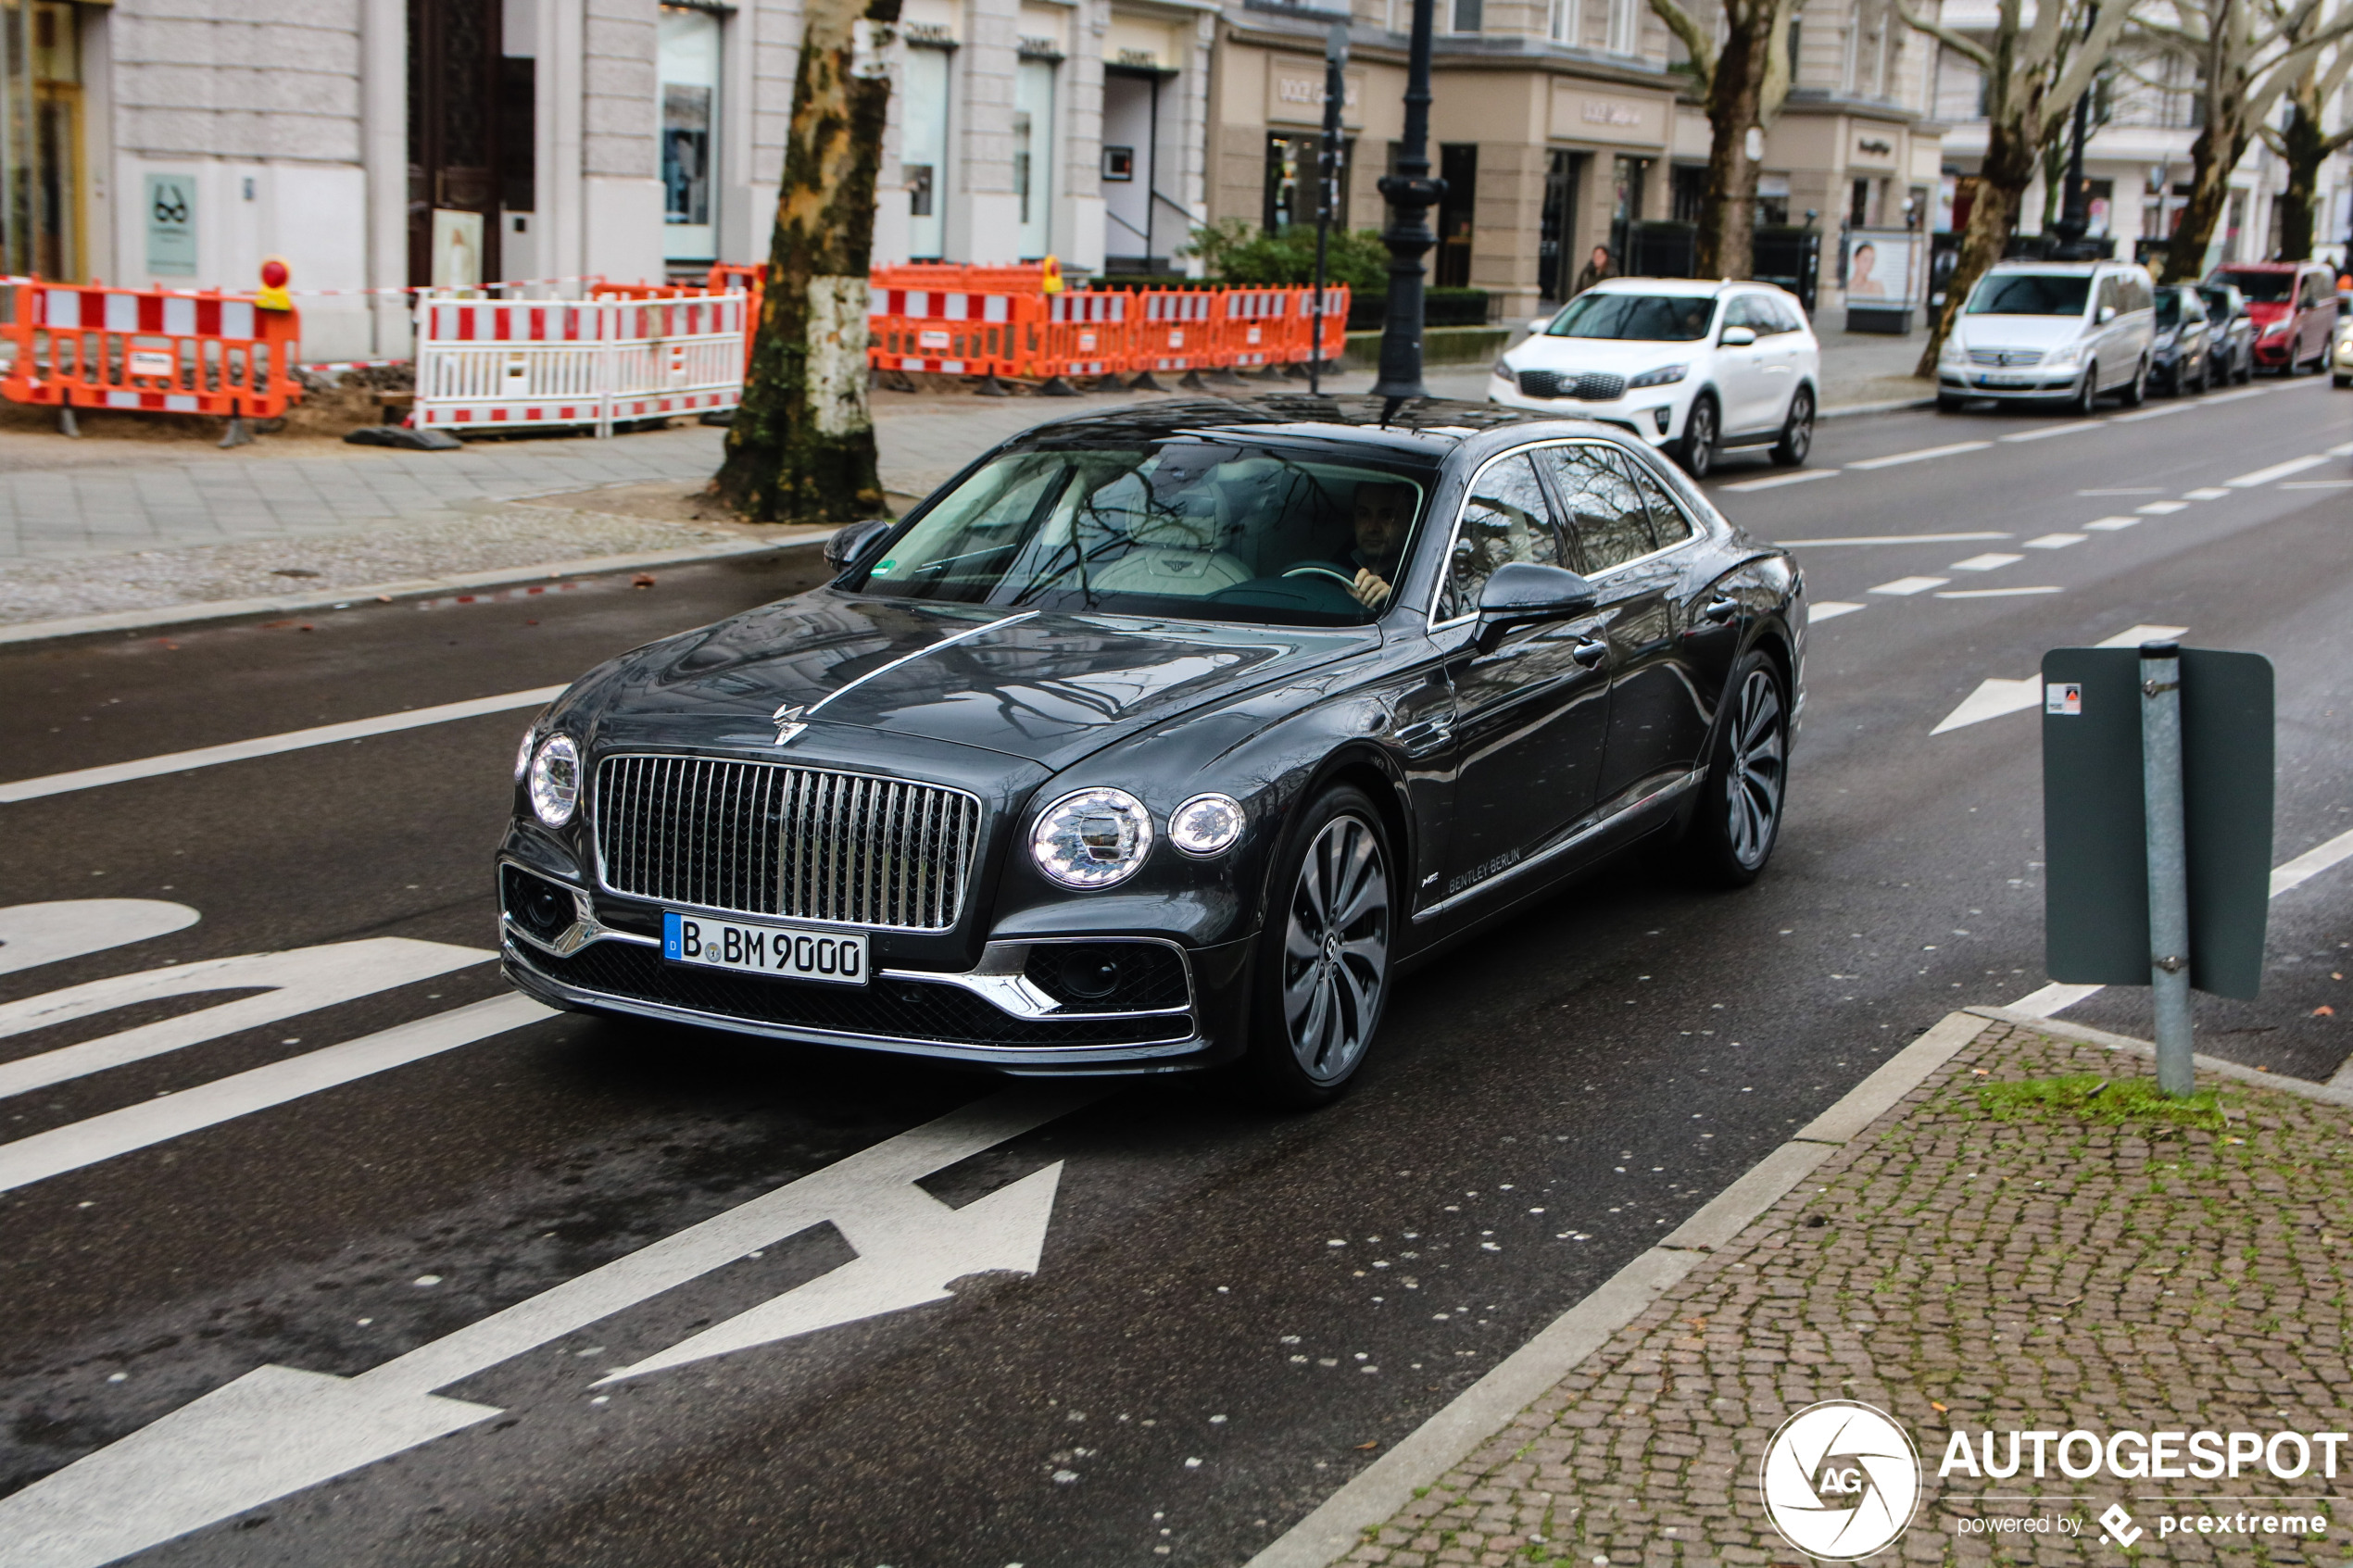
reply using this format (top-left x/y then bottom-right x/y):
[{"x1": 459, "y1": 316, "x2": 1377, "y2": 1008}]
[
  {"x1": 1571, "y1": 638, "x2": 1607, "y2": 668},
  {"x1": 1702, "y1": 597, "x2": 1739, "y2": 623}
]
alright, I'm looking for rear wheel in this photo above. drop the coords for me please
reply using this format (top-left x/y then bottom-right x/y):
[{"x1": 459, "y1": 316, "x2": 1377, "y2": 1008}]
[
  {"x1": 1769, "y1": 386, "x2": 1814, "y2": 466},
  {"x1": 1672, "y1": 654, "x2": 1790, "y2": 888},
  {"x1": 1676, "y1": 395, "x2": 1720, "y2": 480},
  {"x1": 1242, "y1": 785, "x2": 1395, "y2": 1109}
]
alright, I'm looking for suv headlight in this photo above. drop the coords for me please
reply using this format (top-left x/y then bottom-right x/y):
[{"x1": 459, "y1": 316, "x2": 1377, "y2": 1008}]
[
  {"x1": 1627, "y1": 363, "x2": 1687, "y2": 389},
  {"x1": 1492, "y1": 357, "x2": 1514, "y2": 379},
  {"x1": 1031, "y1": 787, "x2": 1154, "y2": 888},
  {"x1": 527, "y1": 734, "x2": 581, "y2": 827}
]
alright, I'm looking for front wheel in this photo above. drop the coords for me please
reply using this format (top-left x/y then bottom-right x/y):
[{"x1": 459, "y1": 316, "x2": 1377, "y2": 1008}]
[
  {"x1": 1242, "y1": 785, "x2": 1395, "y2": 1108},
  {"x1": 1673, "y1": 655, "x2": 1790, "y2": 888},
  {"x1": 1770, "y1": 386, "x2": 1815, "y2": 466},
  {"x1": 2119, "y1": 358, "x2": 2147, "y2": 408},
  {"x1": 1676, "y1": 395, "x2": 1720, "y2": 480},
  {"x1": 2070, "y1": 370, "x2": 2098, "y2": 416}
]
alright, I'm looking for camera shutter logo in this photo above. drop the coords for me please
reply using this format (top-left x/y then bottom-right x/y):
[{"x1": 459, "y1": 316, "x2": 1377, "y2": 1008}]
[{"x1": 1759, "y1": 1399, "x2": 1922, "y2": 1560}]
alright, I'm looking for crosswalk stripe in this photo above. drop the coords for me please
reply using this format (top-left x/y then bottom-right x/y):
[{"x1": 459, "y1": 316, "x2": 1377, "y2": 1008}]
[
  {"x1": 0, "y1": 686, "x2": 569, "y2": 805},
  {"x1": 0, "y1": 993, "x2": 554, "y2": 1195}
]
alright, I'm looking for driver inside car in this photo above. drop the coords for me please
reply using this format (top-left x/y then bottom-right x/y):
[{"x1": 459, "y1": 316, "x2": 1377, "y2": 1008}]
[{"x1": 1342, "y1": 480, "x2": 1416, "y2": 609}]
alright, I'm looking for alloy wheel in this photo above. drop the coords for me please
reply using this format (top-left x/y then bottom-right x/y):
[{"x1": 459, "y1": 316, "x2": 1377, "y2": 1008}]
[
  {"x1": 1774, "y1": 389, "x2": 1814, "y2": 465},
  {"x1": 1280, "y1": 814, "x2": 1390, "y2": 1085},
  {"x1": 1683, "y1": 398, "x2": 1718, "y2": 479},
  {"x1": 1724, "y1": 669, "x2": 1786, "y2": 870}
]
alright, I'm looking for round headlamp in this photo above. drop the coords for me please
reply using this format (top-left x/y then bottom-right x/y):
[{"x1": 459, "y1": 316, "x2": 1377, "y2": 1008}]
[
  {"x1": 1168, "y1": 793, "x2": 1245, "y2": 857},
  {"x1": 1030, "y1": 787, "x2": 1153, "y2": 888},
  {"x1": 528, "y1": 734, "x2": 581, "y2": 827}
]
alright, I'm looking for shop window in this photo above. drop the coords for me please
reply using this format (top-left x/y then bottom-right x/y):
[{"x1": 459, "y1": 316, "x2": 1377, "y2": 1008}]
[
  {"x1": 1538, "y1": 149, "x2": 1579, "y2": 300},
  {"x1": 658, "y1": 6, "x2": 720, "y2": 264},
  {"x1": 1451, "y1": 0, "x2": 1483, "y2": 31},
  {"x1": 1014, "y1": 57, "x2": 1056, "y2": 258},
  {"x1": 1548, "y1": 0, "x2": 1578, "y2": 41},
  {"x1": 903, "y1": 45, "x2": 952, "y2": 259},
  {"x1": 1670, "y1": 164, "x2": 1706, "y2": 223},
  {"x1": 1265, "y1": 133, "x2": 1353, "y2": 232},
  {"x1": 1436, "y1": 144, "x2": 1477, "y2": 288}
]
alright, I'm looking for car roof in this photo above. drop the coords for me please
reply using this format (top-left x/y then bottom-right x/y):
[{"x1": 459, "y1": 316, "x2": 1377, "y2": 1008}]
[
  {"x1": 1586, "y1": 276, "x2": 1776, "y2": 297},
  {"x1": 996, "y1": 395, "x2": 1623, "y2": 458},
  {"x1": 1986, "y1": 259, "x2": 2136, "y2": 275}
]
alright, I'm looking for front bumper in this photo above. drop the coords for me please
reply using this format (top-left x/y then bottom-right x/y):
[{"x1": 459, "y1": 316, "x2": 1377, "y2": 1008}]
[
  {"x1": 2253, "y1": 333, "x2": 2296, "y2": 367},
  {"x1": 1487, "y1": 372, "x2": 1684, "y2": 443},
  {"x1": 498, "y1": 865, "x2": 1254, "y2": 1074},
  {"x1": 1937, "y1": 363, "x2": 2083, "y2": 401}
]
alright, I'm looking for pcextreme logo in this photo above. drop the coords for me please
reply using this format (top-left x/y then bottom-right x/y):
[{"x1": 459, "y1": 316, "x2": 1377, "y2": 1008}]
[{"x1": 1759, "y1": 1399, "x2": 1924, "y2": 1560}]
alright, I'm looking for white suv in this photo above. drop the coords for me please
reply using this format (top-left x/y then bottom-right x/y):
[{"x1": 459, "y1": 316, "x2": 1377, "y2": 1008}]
[{"x1": 1487, "y1": 278, "x2": 1821, "y2": 479}]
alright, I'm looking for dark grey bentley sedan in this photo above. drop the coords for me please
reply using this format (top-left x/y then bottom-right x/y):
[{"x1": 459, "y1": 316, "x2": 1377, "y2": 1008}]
[{"x1": 497, "y1": 396, "x2": 1806, "y2": 1105}]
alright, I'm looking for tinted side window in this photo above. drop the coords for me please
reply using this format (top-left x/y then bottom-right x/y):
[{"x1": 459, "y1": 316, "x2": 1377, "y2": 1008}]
[
  {"x1": 1770, "y1": 295, "x2": 1807, "y2": 333},
  {"x1": 1441, "y1": 453, "x2": 1561, "y2": 621},
  {"x1": 1542, "y1": 444, "x2": 1655, "y2": 572},
  {"x1": 1723, "y1": 295, "x2": 1761, "y2": 332},
  {"x1": 1616, "y1": 452, "x2": 1693, "y2": 547}
]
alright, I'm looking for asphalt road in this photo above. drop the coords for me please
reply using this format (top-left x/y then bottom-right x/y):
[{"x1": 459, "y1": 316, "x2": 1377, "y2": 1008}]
[{"x1": 2, "y1": 375, "x2": 2350, "y2": 1568}]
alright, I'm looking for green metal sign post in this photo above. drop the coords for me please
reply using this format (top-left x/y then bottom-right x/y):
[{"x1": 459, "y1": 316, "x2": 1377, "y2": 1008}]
[{"x1": 2041, "y1": 642, "x2": 2274, "y2": 1094}]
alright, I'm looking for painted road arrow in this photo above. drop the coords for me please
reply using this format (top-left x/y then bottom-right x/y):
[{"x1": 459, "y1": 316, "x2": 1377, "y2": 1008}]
[
  {"x1": 0, "y1": 1085, "x2": 1101, "y2": 1568},
  {"x1": 1930, "y1": 624, "x2": 2187, "y2": 734}
]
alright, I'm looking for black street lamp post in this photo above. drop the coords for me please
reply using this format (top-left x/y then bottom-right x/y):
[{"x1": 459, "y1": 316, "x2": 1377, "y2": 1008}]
[
  {"x1": 2051, "y1": 3, "x2": 2099, "y2": 258},
  {"x1": 1309, "y1": 21, "x2": 1348, "y2": 395},
  {"x1": 1372, "y1": 0, "x2": 1443, "y2": 409}
]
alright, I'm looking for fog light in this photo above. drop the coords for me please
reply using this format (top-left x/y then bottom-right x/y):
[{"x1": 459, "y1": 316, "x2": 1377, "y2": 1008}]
[
  {"x1": 1059, "y1": 947, "x2": 1122, "y2": 1000},
  {"x1": 1654, "y1": 407, "x2": 1672, "y2": 434}
]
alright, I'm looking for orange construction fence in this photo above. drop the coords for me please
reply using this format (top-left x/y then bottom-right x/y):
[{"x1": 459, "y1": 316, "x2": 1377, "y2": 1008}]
[
  {"x1": 0, "y1": 279, "x2": 303, "y2": 420},
  {"x1": 865, "y1": 261, "x2": 1347, "y2": 382}
]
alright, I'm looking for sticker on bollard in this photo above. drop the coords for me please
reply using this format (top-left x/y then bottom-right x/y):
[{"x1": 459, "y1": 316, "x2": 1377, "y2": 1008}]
[{"x1": 2042, "y1": 645, "x2": 2273, "y2": 999}]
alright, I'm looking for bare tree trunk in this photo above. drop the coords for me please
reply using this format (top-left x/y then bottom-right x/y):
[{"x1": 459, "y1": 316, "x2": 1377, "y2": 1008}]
[
  {"x1": 2161, "y1": 119, "x2": 2245, "y2": 282},
  {"x1": 1916, "y1": 127, "x2": 2031, "y2": 379},
  {"x1": 1696, "y1": 26, "x2": 1770, "y2": 279},
  {"x1": 2274, "y1": 94, "x2": 2329, "y2": 260},
  {"x1": 713, "y1": 0, "x2": 897, "y2": 523}
]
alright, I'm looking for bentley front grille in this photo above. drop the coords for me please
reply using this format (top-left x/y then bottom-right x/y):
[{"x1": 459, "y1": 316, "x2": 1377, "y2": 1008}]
[{"x1": 595, "y1": 755, "x2": 983, "y2": 931}]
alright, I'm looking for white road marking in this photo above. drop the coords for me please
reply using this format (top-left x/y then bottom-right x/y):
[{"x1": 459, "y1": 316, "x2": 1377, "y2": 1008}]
[
  {"x1": 2282, "y1": 480, "x2": 2353, "y2": 489},
  {"x1": 2079, "y1": 488, "x2": 2161, "y2": 495},
  {"x1": 0, "y1": 1085, "x2": 1101, "y2": 1568},
  {"x1": 2094, "y1": 624, "x2": 2189, "y2": 648},
  {"x1": 2010, "y1": 827, "x2": 2353, "y2": 1021},
  {"x1": 1933, "y1": 586, "x2": 2063, "y2": 599},
  {"x1": 2134, "y1": 500, "x2": 2190, "y2": 514},
  {"x1": 2183, "y1": 487, "x2": 2232, "y2": 500},
  {"x1": 2329, "y1": 441, "x2": 2353, "y2": 457},
  {"x1": 0, "y1": 901, "x2": 197, "y2": 979},
  {"x1": 2023, "y1": 533, "x2": 2086, "y2": 548},
  {"x1": 1948, "y1": 553, "x2": 2025, "y2": 571},
  {"x1": 1773, "y1": 533, "x2": 2011, "y2": 546},
  {"x1": 1869, "y1": 576, "x2": 1949, "y2": 596},
  {"x1": 0, "y1": 685, "x2": 570, "y2": 805},
  {"x1": 0, "y1": 994, "x2": 553, "y2": 1195},
  {"x1": 1845, "y1": 441, "x2": 1993, "y2": 470},
  {"x1": 0, "y1": 939, "x2": 489, "y2": 1101},
  {"x1": 2226, "y1": 454, "x2": 2330, "y2": 487},
  {"x1": 2002, "y1": 421, "x2": 2106, "y2": 443},
  {"x1": 1721, "y1": 468, "x2": 1842, "y2": 492},
  {"x1": 1806, "y1": 601, "x2": 1867, "y2": 624},
  {"x1": 2200, "y1": 386, "x2": 2271, "y2": 406},
  {"x1": 1931, "y1": 678, "x2": 2042, "y2": 734},
  {"x1": 2083, "y1": 517, "x2": 2142, "y2": 531},
  {"x1": 2110, "y1": 404, "x2": 2193, "y2": 422}
]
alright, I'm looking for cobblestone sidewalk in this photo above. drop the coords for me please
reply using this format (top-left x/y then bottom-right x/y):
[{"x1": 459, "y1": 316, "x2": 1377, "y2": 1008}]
[{"x1": 1341, "y1": 1020, "x2": 2353, "y2": 1566}]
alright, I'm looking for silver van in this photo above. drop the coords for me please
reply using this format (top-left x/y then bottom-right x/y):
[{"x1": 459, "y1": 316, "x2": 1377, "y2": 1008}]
[{"x1": 1935, "y1": 259, "x2": 2159, "y2": 413}]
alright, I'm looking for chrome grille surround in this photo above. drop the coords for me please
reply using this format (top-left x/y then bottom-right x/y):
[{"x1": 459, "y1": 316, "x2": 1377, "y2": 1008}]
[
  {"x1": 594, "y1": 753, "x2": 984, "y2": 932},
  {"x1": 1968, "y1": 347, "x2": 2044, "y2": 367}
]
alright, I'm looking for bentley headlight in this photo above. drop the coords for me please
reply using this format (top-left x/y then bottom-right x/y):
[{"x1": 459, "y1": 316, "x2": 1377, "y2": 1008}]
[
  {"x1": 514, "y1": 726, "x2": 535, "y2": 784},
  {"x1": 1169, "y1": 793, "x2": 1245, "y2": 857},
  {"x1": 1627, "y1": 363, "x2": 1688, "y2": 389},
  {"x1": 1031, "y1": 787, "x2": 1154, "y2": 887},
  {"x1": 528, "y1": 734, "x2": 581, "y2": 827}
]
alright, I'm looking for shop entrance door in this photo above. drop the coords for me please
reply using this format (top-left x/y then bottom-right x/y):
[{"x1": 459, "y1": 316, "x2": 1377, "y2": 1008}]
[
  {"x1": 1102, "y1": 69, "x2": 1160, "y2": 267},
  {"x1": 1537, "y1": 149, "x2": 1579, "y2": 302},
  {"x1": 409, "y1": 0, "x2": 505, "y2": 287}
]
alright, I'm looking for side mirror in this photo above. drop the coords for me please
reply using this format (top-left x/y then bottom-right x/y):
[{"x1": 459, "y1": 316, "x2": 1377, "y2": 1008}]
[
  {"x1": 1475, "y1": 562, "x2": 1599, "y2": 651},
  {"x1": 1719, "y1": 325, "x2": 1757, "y2": 346},
  {"x1": 2097, "y1": 305, "x2": 2118, "y2": 324},
  {"x1": 824, "y1": 518, "x2": 894, "y2": 571}
]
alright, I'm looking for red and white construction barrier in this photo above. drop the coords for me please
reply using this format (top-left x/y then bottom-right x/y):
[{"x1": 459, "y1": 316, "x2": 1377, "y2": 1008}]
[{"x1": 410, "y1": 289, "x2": 749, "y2": 438}]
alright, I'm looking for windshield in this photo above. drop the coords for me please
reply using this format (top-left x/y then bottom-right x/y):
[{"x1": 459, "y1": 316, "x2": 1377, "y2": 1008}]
[
  {"x1": 2156, "y1": 291, "x2": 2183, "y2": 327},
  {"x1": 2196, "y1": 286, "x2": 2234, "y2": 319},
  {"x1": 2217, "y1": 269, "x2": 2295, "y2": 302},
  {"x1": 848, "y1": 441, "x2": 1433, "y2": 627},
  {"x1": 1542, "y1": 292, "x2": 1717, "y2": 342},
  {"x1": 1965, "y1": 274, "x2": 2091, "y2": 316}
]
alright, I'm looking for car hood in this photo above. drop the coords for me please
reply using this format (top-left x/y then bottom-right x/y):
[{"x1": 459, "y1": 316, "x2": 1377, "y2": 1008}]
[
  {"x1": 566, "y1": 592, "x2": 1375, "y2": 774},
  {"x1": 1952, "y1": 315, "x2": 2093, "y2": 351},
  {"x1": 1508, "y1": 335, "x2": 1710, "y2": 374},
  {"x1": 2242, "y1": 300, "x2": 2293, "y2": 326}
]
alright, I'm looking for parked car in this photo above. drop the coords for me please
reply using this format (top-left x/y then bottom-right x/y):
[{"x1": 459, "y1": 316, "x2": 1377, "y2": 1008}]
[
  {"x1": 2208, "y1": 261, "x2": 2341, "y2": 373},
  {"x1": 1935, "y1": 258, "x2": 2157, "y2": 412},
  {"x1": 498, "y1": 399, "x2": 1805, "y2": 1104},
  {"x1": 2334, "y1": 318, "x2": 2353, "y2": 388},
  {"x1": 1488, "y1": 278, "x2": 1821, "y2": 481},
  {"x1": 2194, "y1": 280, "x2": 2258, "y2": 385},
  {"x1": 2150, "y1": 284, "x2": 2214, "y2": 395}
]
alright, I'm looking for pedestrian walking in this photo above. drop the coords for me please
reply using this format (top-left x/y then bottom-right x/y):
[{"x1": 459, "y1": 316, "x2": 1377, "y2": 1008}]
[{"x1": 1573, "y1": 245, "x2": 1616, "y2": 295}]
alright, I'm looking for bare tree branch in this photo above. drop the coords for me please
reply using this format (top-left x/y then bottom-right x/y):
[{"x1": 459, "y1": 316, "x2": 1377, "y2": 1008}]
[
  {"x1": 1893, "y1": 0, "x2": 1994, "y2": 69},
  {"x1": 1647, "y1": 0, "x2": 1720, "y2": 87}
]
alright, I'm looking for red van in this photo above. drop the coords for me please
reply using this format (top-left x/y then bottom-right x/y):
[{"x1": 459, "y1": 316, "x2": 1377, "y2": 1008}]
[{"x1": 2208, "y1": 261, "x2": 2341, "y2": 372}]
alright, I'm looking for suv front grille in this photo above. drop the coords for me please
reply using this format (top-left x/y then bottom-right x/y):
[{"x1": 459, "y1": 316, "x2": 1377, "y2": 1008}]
[
  {"x1": 1517, "y1": 369, "x2": 1628, "y2": 401},
  {"x1": 595, "y1": 754, "x2": 982, "y2": 931}
]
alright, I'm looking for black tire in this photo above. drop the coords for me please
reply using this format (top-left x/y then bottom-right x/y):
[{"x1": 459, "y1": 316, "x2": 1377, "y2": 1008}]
[
  {"x1": 2119, "y1": 358, "x2": 2147, "y2": 408},
  {"x1": 2335, "y1": 374, "x2": 2351, "y2": 389},
  {"x1": 2070, "y1": 370, "x2": 2098, "y2": 417},
  {"x1": 1676, "y1": 395, "x2": 1720, "y2": 480},
  {"x1": 1241, "y1": 784, "x2": 1396, "y2": 1109},
  {"x1": 2193, "y1": 353, "x2": 2211, "y2": 395},
  {"x1": 1935, "y1": 393, "x2": 1966, "y2": 413},
  {"x1": 1769, "y1": 386, "x2": 1814, "y2": 466},
  {"x1": 2237, "y1": 347, "x2": 2254, "y2": 384},
  {"x1": 1674, "y1": 654, "x2": 1790, "y2": 889}
]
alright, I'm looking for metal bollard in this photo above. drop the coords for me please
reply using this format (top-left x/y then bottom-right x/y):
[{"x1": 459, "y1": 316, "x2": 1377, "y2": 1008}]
[{"x1": 2139, "y1": 641, "x2": 2193, "y2": 1095}]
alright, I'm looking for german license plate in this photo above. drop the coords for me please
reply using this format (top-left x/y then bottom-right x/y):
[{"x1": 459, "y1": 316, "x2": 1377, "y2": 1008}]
[
  {"x1": 1979, "y1": 373, "x2": 2030, "y2": 387},
  {"x1": 661, "y1": 911, "x2": 868, "y2": 986}
]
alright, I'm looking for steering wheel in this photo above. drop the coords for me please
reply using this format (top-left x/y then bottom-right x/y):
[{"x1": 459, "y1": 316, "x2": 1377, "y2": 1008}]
[{"x1": 1281, "y1": 562, "x2": 1359, "y2": 586}]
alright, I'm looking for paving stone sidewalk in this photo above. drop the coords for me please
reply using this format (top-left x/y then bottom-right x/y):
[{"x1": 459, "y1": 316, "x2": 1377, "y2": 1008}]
[{"x1": 1341, "y1": 1020, "x2": 2353, "y2": 1566}]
